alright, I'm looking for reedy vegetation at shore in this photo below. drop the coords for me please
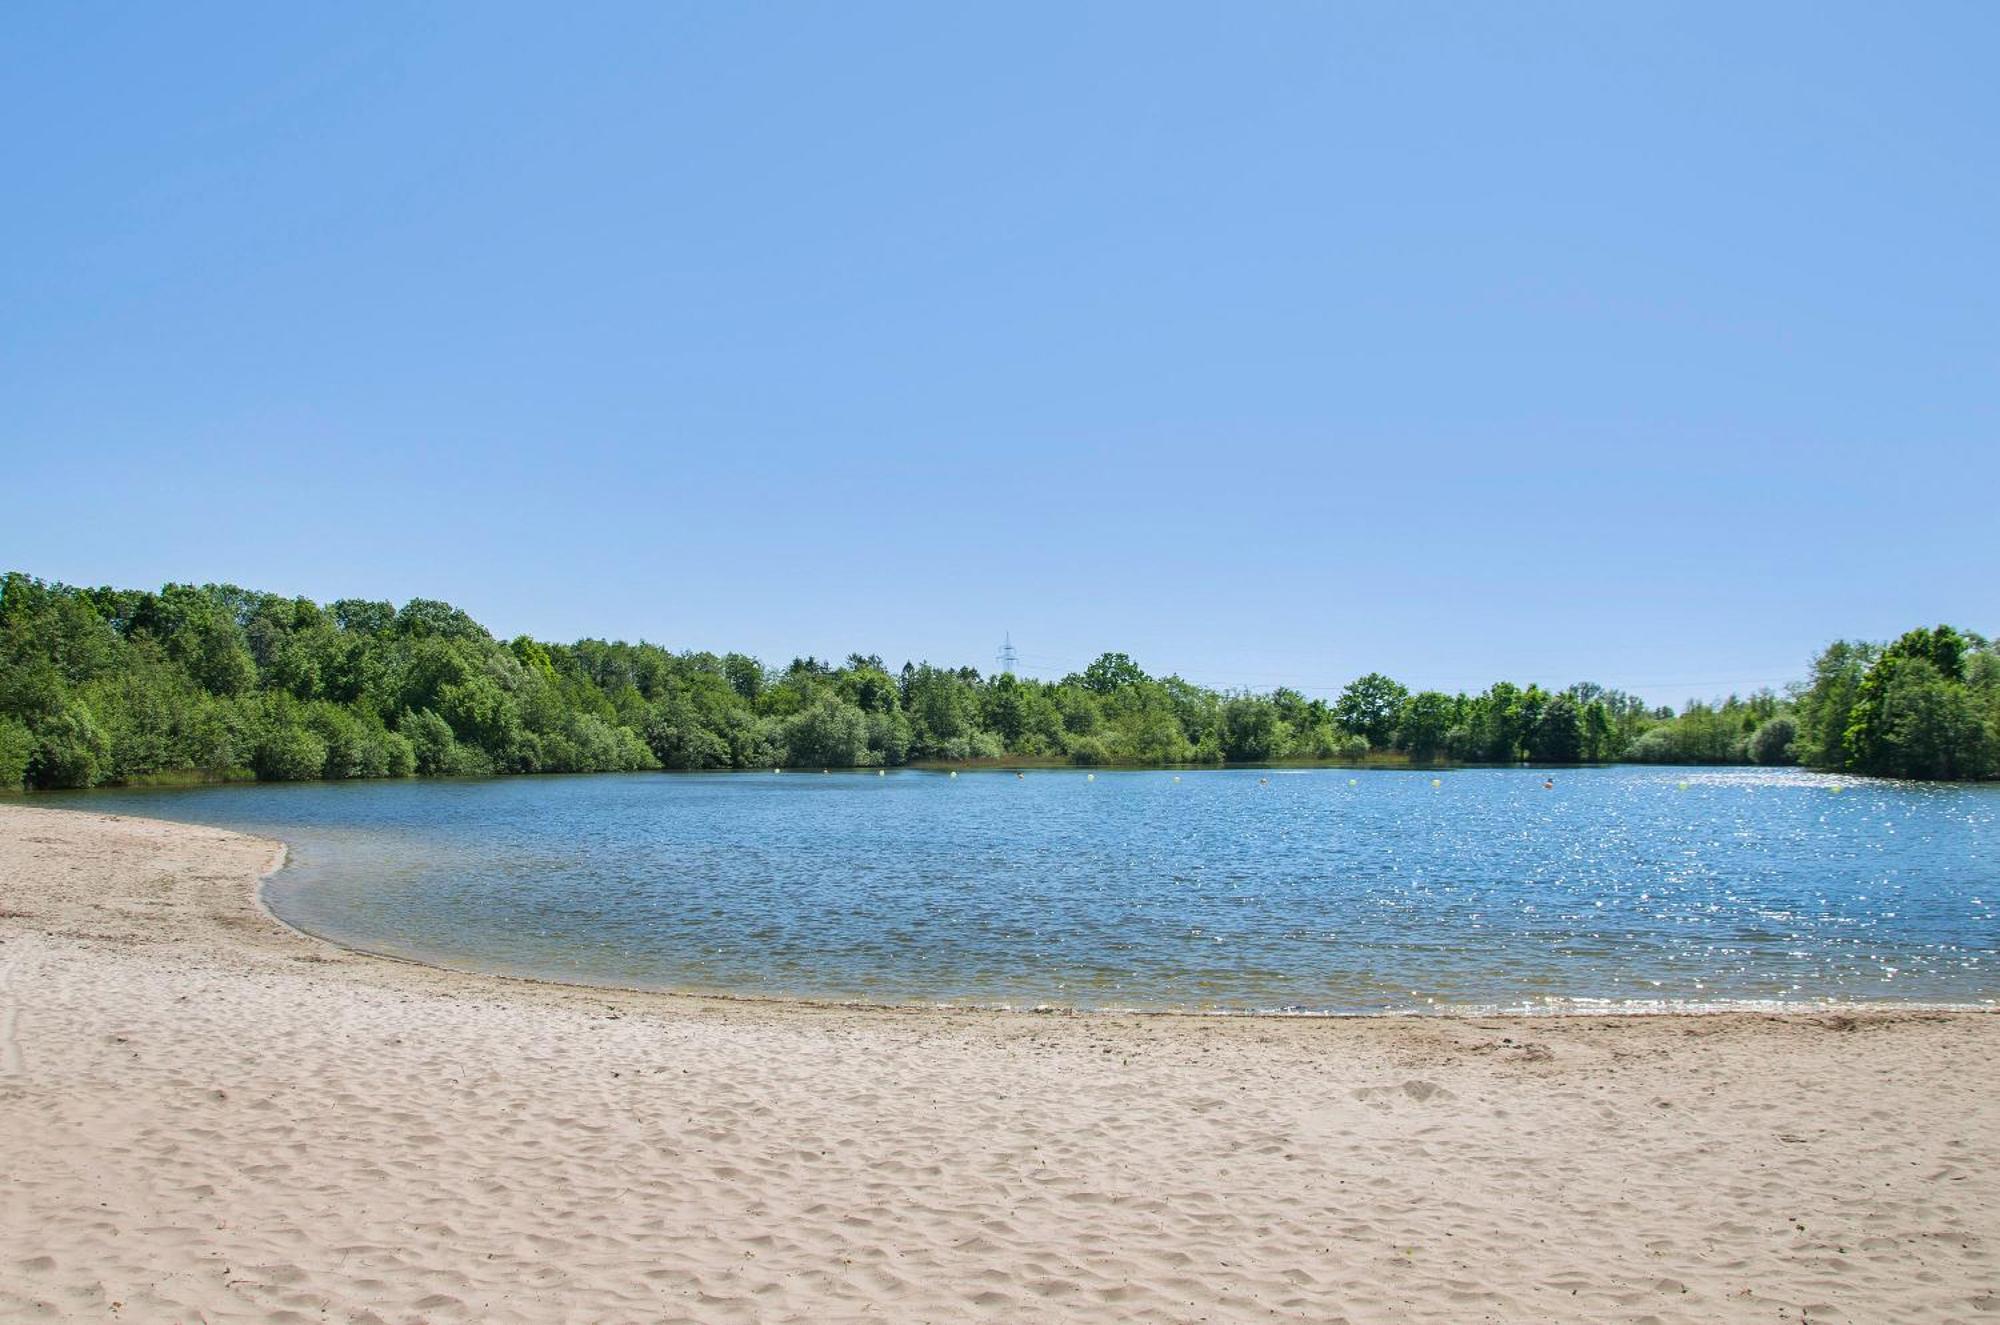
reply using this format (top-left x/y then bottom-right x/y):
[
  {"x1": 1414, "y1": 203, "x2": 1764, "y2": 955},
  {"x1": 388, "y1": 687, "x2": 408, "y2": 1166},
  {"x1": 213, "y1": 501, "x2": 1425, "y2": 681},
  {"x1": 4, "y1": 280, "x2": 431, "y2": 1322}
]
[{"x1": 1, "y1": 573, "x2": 1993, "y2": 789}]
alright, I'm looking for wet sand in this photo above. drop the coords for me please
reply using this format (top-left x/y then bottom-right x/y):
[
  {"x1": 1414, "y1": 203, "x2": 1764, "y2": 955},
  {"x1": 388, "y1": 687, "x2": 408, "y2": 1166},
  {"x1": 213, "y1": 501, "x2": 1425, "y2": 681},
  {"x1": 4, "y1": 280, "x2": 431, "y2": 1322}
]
[{"x1": 1, "y1": 802, "x2": 1996, "y2": 1323}]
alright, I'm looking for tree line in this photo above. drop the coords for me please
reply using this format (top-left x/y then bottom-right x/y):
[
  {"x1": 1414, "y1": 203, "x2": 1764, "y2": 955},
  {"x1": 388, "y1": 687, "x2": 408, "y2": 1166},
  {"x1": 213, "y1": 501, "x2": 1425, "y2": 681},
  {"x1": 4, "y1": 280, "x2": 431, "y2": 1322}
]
[{"x1": 1, "y1": 572, "x2": 1993, "y2": 789}]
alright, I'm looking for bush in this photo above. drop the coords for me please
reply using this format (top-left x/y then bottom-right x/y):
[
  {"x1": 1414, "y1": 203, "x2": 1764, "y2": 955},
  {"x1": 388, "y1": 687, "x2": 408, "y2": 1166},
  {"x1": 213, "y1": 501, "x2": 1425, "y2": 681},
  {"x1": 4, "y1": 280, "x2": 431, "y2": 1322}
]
[
  {"x1": 0, "y1": 717, "x2": 33, "y2": 790},
  {"x1": 644, "y1": 702, "x2": 729, "y2": 770},
  {"x1": 252, "y1": 724, "x2": 329, "y2": 781},
  {"x1": 1221, "y1": 698, "x2": 1284, "y2": 761},
  {"x1": 303, "y1": 705, "x2": 415, "y2": 778},
  {"x1": 401, "y1": 707, "x2": 471, "y2": 776},
  {"x1": 373, "y1": 728, "x2": 417, "y2": 777},
  {"x1": 28, "y1": 703, "x2": 111, "y2": 788},
  {"x1": 781, "y1": 696, "x2": 868, "y2": 767},
  {"x1": 1748, "y1": 716, "x2": 1798, "y2": 765},
  {"x1": 568, "y1": 714, "x2": 655, "y2": 772},
  {"x1": 1066, "y1": 733, "x2": 1112, "y2": 766},
  {"x1": 1623, "y1": 727, "x2": 1680, "y2": 763},
  {"x1": 305, "y1": 703, "x2": 369, "y2": 778},
  {"x1": 866, "y1": 709, "x2": 912, "y2": 765}
]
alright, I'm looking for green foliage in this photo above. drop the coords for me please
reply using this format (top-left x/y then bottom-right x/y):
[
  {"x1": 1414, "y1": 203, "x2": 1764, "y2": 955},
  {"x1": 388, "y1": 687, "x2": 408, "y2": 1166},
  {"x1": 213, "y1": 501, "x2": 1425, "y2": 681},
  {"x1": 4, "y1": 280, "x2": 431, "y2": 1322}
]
[
  {"x1": 1526, "y1": 693, "x2": 1584, "y2": 763},
  {"x1": 1837, "y1": 626, "x2": 1991, "y2": 778},
  {"x1": 1619, "y1": 698, "x2": 1761, "y2": 765},
  {"x1": 1621, "y1": 727, "x2": 1682, "y2": 764},
  {"x1": 1852, "y1": 657, "x2": 1994, "y2": 779},
  {"x1": 252, "y1": 722, "x2": 329, "y2": 782},
  {"x1": 1396, "y1": 691, "x2": 1457, "y2": 761},
  {"x1": 1221, "y1": 696, "x2": 1287, "y2": 762},
  {"x1": 783, "y1": 695, "x2": 869, "y2": 767},
  {"x1": 1782, "y1": 626, "x2": 2000, "y2": 779},
  {"x1": 1334, "y1": 673, "x2": 1408, "y2": 748},
  {"x1": 28, "y1": 701, "x2": 111, "y2": 788},
  {"x1": 0, "y1": 716, "x2": 33, "y2": 790},
  {"x1": 1, "y1": 572, "x2": 1991, "y2": 784},
  {"x1": 865, "y1": 708, "x2": 913, "y2": 765},
  {"x1": 1077, "y1": 652, "x2": 1146, "y2": 695},
  {"x1": 644, "y1": 691, "x2": 730, "y2": 769},
  {"x1": 1748, "y1": 716, "x2": 1798, "y2": 766},
  {"x1": 1793, "y1": 640, "x2": 1875, "y2": 768},
  {"x1": 401, "y1": 707, "x2": 483, "y2": 776}
]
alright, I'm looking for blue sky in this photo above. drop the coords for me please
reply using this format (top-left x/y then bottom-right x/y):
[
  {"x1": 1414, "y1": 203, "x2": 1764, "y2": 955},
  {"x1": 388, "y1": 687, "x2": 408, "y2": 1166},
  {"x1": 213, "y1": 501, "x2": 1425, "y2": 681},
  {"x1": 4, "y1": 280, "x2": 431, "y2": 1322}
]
[{"x1": 3, "y1": 3, "x2": 1993, "y2": 705}]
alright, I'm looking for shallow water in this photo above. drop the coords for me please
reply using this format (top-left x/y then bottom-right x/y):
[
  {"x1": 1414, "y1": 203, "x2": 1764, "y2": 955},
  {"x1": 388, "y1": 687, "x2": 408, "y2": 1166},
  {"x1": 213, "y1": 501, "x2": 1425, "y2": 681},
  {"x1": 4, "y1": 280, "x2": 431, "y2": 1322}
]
[{"x1": 53, "y1": 765, "x2": 2000, "y2": 1014}]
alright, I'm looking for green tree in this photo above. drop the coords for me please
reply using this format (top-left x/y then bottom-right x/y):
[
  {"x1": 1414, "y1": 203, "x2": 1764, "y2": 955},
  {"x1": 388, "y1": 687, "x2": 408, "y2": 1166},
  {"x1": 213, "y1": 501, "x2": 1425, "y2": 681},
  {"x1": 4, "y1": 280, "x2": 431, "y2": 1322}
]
[
  {"x1": 1334, "y1": 673, "x2": 1408, "y2": 748},
  {"x1": 1078, "y1": 652, "x2": 1146, "y2": 695},
  {"x1": 1220, "y1": 696, "x2": 1285, "y2": 762},
  {"x1": 0, "y1": 716, "x2": 33, "y2": 789},
  {"x1": 252, "y1": 722, "x2": 330, "y2": 782},
  {"x1": 1395, "y1": 691, "x2": 1456, "y2": 760},
  {"x1": 28, "y1": 702, "x2": 112, "y2": 788},
  {"x1": 782, "y1": 695, "x2": 869, "y2": 767},
  {"x1": 1843, "y1": 626, "x2": 1977, "y2": 775},
  {"x1": 1867, "y1": 658, "x2": 1994, "y2": 779},
  {"x1": 644, "y1": 692, "x2": 729, "y2": 769},
  {"x1": 1748, "y1": 716, "x2": 1797, "y2": 765},
  {"x1": 5, "y1": 569, "x2": 1992, "y2": 786},
  {"x1": 1526, "y1": 693, "x2": 1583, "y2": 762},
  {"x1": 1794, "y1": 640, "x2": 1876, "y2": 768},
  {"x1": 1580, "y1": 700, "x2": 1615, "y2": 761}
]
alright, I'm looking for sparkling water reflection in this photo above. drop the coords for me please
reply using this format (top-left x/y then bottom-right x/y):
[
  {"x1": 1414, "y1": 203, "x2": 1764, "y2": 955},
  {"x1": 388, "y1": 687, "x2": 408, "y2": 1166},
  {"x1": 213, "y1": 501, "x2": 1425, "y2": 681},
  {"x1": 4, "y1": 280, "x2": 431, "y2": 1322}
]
[{"x1": 57, "y1": 765, "x2": 1999, "y2": 1013}]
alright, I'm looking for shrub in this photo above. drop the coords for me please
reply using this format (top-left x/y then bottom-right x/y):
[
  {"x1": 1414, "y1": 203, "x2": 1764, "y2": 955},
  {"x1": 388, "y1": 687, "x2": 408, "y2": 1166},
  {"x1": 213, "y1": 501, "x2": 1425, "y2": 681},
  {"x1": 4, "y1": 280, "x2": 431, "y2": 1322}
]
[
  {"x1": 1748, "y1": 716, "x2": 1798, "y2": 766},
  {"x1": 0, "y1": 717, "x2": 33, "y2": 790},
  {"x1": 644, "y1": 702, "x2": 729, "y2": 770},
  {"x1": 401, "y1": 707, "x2": 469, "y2": 776},
  {"x1": 781, "y1": 696, "x2": 868, "y2": 767},
  {"x1": 1622, "y1": 727, "x2": 1680, "y2": 763},
  {"x1": 305, "y1": 703, "x2": 368, "y2": 778},
  {"x1": 28, "y1": 703, "x2": 111, "y2": 788},
  {"x1": 1066, "y1": 733, "x2": 1112, "y2": 766},
  {"x1": 373, "y1": 728, "x2": 416, "y2": 777},
  {"x1": 252, "y1": 724, "x2": 329, "y2": 781}
]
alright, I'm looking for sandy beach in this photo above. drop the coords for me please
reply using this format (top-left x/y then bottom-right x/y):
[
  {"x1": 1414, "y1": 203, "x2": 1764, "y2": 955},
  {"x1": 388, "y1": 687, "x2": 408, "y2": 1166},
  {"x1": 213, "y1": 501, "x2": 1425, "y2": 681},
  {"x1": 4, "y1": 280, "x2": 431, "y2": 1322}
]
[{"x1": 1, "y1": 803, "x2": 1996, "y2": 1323}]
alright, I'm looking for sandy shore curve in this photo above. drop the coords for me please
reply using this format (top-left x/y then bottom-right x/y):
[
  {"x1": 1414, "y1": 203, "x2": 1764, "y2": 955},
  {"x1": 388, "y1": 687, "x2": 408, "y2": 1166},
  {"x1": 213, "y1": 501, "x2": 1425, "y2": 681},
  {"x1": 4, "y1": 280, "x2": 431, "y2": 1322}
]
[{"x1": 2, "y1": 801, "x2": 1997, "y2": 1323}]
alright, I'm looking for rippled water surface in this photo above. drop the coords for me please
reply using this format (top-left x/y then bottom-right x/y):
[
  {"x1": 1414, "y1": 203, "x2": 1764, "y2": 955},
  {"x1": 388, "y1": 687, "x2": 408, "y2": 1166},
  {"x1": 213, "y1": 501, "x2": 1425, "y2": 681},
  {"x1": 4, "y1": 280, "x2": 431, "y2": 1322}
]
[{"x1": 59, "y1": 765, "x2": 2000, "y2": 1013}]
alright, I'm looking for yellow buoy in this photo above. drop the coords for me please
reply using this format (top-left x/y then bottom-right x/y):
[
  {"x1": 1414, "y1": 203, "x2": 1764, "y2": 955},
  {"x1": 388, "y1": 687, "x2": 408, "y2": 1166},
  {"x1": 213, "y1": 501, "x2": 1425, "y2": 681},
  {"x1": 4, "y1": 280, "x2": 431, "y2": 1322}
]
[
  {"x1": 1431, "y1": 778, "x2": 1441, "y2": 787},
  {"x1": 1830, "y1": 785, "x2": 1844, "y2": 794},
  {"x1": 1172, "y1": 775, "x2": 1181, "y2": 783},
  {"x1": 1348, "y1": 778, "x2": 1358, "y2": 786},
  {"x1": 1677, "y1": 781, "x2": 1689, "y2": 791},
  {"x1": 1086, "y1": 772, "x2": 1095, "y2": 781},
  {"x1": 877, "y1": 769, "x2": 885, "y2": 777},
  {"x1": 949, "y1": 770, "x2": 958, "y2": 779}
]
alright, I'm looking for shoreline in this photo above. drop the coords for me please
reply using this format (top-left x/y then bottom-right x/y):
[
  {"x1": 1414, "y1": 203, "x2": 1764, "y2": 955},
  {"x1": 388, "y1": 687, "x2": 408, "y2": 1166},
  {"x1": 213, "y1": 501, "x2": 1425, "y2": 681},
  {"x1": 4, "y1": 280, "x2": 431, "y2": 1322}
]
[
  {"x1": 5, "y1": 801, "x2": 1999, "y2": 1322},
  {"x1": 242, "y1": 806, "x2": 1991, "y2": 1024},
  {"x1": 19, "y1": 795, "x2": 2000, "y2": 1029},
  {"x1": 263, "y1": 878, "x2": 2000, "y2": 1021}
]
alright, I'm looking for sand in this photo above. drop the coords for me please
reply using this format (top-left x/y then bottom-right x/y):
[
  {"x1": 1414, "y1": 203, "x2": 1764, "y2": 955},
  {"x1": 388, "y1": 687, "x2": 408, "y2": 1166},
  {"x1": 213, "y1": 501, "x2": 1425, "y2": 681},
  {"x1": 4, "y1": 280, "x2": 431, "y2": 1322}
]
[{"x1": 0, "y1": 803, "x2": 1996, "y2": 1323}]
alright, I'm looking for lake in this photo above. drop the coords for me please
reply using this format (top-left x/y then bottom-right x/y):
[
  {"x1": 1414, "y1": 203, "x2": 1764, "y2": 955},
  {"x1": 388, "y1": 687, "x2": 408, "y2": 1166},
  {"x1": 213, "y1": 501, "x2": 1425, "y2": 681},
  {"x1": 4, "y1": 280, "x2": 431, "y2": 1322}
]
[{"x1": 49, "y1": 764, "x2": 1999, "y2": 1014}]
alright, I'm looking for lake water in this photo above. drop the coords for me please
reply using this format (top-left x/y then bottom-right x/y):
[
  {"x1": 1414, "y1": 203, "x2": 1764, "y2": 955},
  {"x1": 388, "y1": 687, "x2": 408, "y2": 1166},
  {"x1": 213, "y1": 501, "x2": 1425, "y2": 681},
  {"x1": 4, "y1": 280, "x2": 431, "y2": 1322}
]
[{"x1": 50, "y1": 765, "x2": 2000, "y2": 1014}]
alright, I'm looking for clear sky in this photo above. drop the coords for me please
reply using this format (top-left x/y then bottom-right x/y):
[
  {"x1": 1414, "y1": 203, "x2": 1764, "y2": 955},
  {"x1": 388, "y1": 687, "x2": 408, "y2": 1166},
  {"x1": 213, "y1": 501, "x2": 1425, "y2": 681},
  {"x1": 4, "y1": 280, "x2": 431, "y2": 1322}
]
[{"x1": 3, "y1": 3, "x2": 1993, "y2": 706}]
